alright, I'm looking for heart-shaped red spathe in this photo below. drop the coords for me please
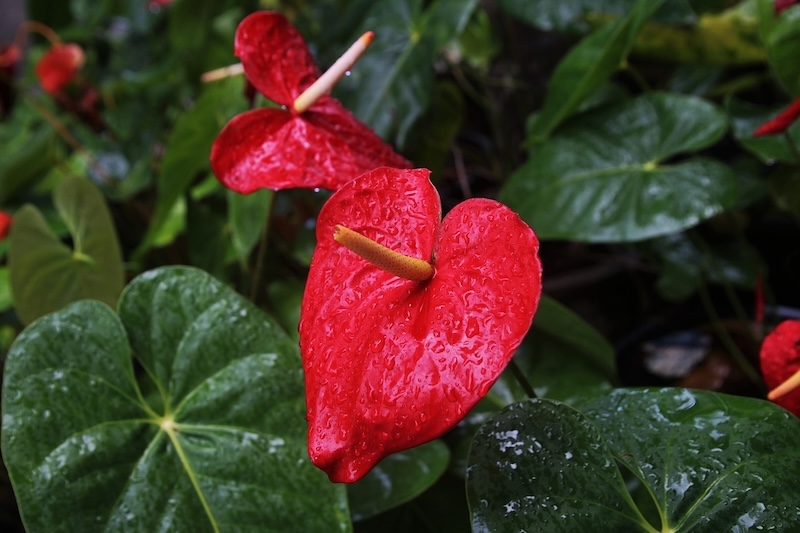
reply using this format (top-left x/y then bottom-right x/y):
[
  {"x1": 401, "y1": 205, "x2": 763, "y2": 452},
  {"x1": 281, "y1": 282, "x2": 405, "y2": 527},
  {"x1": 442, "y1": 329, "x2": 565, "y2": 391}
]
[
  {"x1": 210, "y1": 11, "x2": 410, "y2": 193},
  {"x1": 299, "y1": 167, "x2": 542, "y2": 483},
  {"x1": 760, "y1": 319, "x2": 800, "y2": 417},
  {"x1": 35, "y1": 43, "x2": 84, "y2": 94}
]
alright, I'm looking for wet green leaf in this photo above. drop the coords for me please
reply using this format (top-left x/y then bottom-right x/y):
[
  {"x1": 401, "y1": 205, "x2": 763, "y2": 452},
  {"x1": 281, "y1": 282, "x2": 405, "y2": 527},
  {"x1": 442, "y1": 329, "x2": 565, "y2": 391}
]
[
  {"x1": 8, "y1": 175, "x2": 124, "y2": 325},
  {"x1": 1, "y1": 266, "x2": 350, "y2": 531},
  {"x1": 525, "y1": 0, "x2": 664, "y2": 142},
  {"x1": 467, "y1": 389, "x2": 800, "y2": 532},
  {"x1": 348, "y1": 440, "x2": 450, "y2": 521},
  {"x1": 501, "y1": 93, "x2": 737, "y2": 242}
]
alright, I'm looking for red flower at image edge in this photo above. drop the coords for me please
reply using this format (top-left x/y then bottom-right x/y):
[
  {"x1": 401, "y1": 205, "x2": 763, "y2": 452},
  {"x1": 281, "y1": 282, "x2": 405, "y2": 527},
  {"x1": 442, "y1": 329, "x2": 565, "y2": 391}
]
[
  {"x1": 753, "y1": 97, "x2": 800, "y2": 136},
  {"x1": 210, "y1": 12, "x2": 410, "y2": 193},
  {"x1": 776, "y1": 0, "x2": 800, "y2": 14},
  {"x1": 35, "y1": 43, "x2": 84, "y2": 94},
  {"x1": 760, "y1": 320, "x2": 800, "y2": 417},
  {"x1": 0, "y1": 210, "x2": 12, "y2": 240},
  {"x1": 299, "y1": 167, "x2": 542, "y2": 483}
]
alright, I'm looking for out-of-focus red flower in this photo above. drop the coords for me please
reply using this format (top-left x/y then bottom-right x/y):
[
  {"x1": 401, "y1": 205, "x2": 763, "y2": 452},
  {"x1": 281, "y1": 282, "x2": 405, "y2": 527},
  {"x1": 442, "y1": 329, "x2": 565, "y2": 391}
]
[
  {"x1": 0, "y1": 44, "x2": 21, "y2": 116},
  {"x1": 0, "y1": 211, "x2": 12, "y2": 240},
  {"x1": 149, "y1": 0, "x2": 174, "y2": 6},
  {"x1": 776, "y1": 0, "x2": 800, "y2": 15},
  {"x1": 35, "y1": 43, "x2": 84, "y2": 94},
  {"x1": 0, "y1": 44, "x2": 21, "y2": 68},
  {"x1": 300, "y1": 167, "x2": 542, "y2": 483},
  {"x1": 210, "y1": 11, "x2": 410, "y2": 193},
  {"x1": 760, "y1": 320, "x2": 800, "y2": 417},
  {"x1": 753, "y1": 98, "x2": 800, "y2": 136}
]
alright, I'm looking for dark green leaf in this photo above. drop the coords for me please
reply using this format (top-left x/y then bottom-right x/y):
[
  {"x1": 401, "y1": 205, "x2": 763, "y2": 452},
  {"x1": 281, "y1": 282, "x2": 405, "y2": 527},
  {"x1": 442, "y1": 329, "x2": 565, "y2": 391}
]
[
  {"x1": 0, "y1": 103, "x2": 58, "y2": 204},
  {"x1": 488, "y1": 295, "x2": 616, "y2": 406},
  {"x1": 498, "y1": 0, "x2": 694, "y2": 33},
  {"x1": 336, "y1": 0, "x2": 478, "y2": 147},
  {"x1": 728, "y1": 96, "x2": 800, "y2": 164},
  {"x1": 348, "y1": 440, "x2": 450, "y2": 521},
  {"x1": 525, "y1": 0, "x2": 665, "y2": 142},
  {"x1": 228, "y1": 189, "x2": 273, "y2": 263},
  {"x1": 8, "y1": 175, "x2": 125, "y2": 325},
  {"x1": 467, "y1": 389, "x2": 800, "y2": 532},
  {"x1": 2, "y1": 266, "x2": 350, "y2": 531},
  {"x1": 764, "y1": 6, "x2": 800, "y2": 96},
  {"x1": 135, "y1": 77, "x2": 247, "y2": 258},
  {"x1": 502, "y1": 93, "x2": 737, "y2": 242}
]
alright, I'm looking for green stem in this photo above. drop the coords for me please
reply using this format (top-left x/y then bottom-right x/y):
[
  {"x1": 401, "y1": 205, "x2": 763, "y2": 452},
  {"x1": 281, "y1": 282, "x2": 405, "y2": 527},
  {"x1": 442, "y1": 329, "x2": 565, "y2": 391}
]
[
  {"x1": 785, "y1": 130, "x2": 800, "y2": 163},
  {"x1": 508, "y1": 358, "x2": 537, "y2": 399},
  {"x1": 248, "y1": 192, "x2": 275, "y2": 304},
  {"x1": 697, "y1": 280, "x2": 764, "y2": 389}
]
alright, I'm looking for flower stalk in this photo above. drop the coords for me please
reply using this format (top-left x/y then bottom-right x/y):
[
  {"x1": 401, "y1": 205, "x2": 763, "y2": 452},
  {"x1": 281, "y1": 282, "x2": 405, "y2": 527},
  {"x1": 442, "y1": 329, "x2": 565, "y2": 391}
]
[{"x1": 292, "y1": 31, "x2": 374, "y2": 114}]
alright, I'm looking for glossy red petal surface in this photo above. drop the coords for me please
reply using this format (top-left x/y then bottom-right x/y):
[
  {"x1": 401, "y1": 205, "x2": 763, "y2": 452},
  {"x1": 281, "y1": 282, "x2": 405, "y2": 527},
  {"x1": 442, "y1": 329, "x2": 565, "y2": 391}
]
[
  {"x1": 235, "y1": 11, "x2": 319, "y2": 106},
  {"x1": 35, "y1": 43, "x2": 84, "y2": 94},
  {"x1": 300, "y1": 167, "x2": 542, "y2": 483},
  {"x1": 210, "y1": 99, "x2": 411, "y2": 193},
  {"x1": 760, "y1": 319, "x2": 800, "y2": 416},
  {"x1": 0, "y1": 210, "x2": 11, "y2": 240}
]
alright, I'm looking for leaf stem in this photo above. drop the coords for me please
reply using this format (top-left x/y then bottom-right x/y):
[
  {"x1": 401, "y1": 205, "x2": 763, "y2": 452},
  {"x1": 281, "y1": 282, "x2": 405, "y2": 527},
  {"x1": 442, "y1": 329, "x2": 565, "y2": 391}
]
[
  {"x1": 508, "y1": 357, "x2": 537, "y2": 399},
  {"x1": 697, "y1": 280, "x2": 764, "y2": 389},
  {"x1": 248, "y1": 192, "x2": 275, "y2": 303}
]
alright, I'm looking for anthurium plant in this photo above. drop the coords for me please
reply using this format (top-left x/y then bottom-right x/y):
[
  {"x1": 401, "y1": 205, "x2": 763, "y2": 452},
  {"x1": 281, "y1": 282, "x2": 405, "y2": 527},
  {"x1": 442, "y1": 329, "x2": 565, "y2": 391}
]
[{"x1": 0, "y1": 0, "x2": 799, "y2": 531}]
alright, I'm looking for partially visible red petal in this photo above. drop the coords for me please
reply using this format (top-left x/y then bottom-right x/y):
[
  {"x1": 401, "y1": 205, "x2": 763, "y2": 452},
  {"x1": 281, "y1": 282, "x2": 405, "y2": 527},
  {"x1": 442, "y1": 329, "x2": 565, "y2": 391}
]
[
  {"x1": 0, "y1": 210, "x2": 12, "y2": 240},
  {"x1": 211, "y1": 98, "x2": 411, "y2": 193},
  {"x1": 307, "y1": 96, "x2": 412, "y2": 177},
  {"x1": 235, "y1": 11, "x2": 319, "y2": 106},
  {"x1": 776, "y1": 0, "x2": 800, "y2": 15},
  {"x1": 300, "y1": 167, "x2": 542, "y2": 482},
  {"x1": 35, "y1": 43, "x2": 84, "y2": 94},
  {"x1": 753, "y1": 98, "x2": 800, "y2": 136},
  {"x1": 760, "y1": 319, "x2": 800, "y2": 416},
  {"x1": 210, "y1": 107, "x2": 308, "y2": 193}
]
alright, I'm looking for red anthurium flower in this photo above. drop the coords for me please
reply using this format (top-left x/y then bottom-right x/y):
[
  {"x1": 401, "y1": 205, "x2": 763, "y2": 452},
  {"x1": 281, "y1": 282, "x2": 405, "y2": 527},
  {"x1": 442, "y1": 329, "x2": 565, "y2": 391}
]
[
  {"x1": 761, "y1": 320, "x2": 800, "y2": 417},
  {"x1": 210, "y1": 11, "x2": 410, "y2": 194},
  {"x1": 776, "y1": 0, "x2": 800, "y2": 14},
  {"x1": 299, "y1": 167, "x2": 542, "y2": 483},
  {"x1": 35, "y1": 43, "x2": 84, "y2": 94},
  {"x1": 753, "y1": 97, "x2": 800, "y2": 136},
  {"x1": 0, "y1": 210, "x2": 12, "y2": 240}
]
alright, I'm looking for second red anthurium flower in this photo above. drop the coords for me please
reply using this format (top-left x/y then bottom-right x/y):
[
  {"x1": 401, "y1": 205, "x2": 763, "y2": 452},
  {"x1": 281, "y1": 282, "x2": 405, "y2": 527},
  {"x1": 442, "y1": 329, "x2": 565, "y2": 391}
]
[
  {"x1": 299, "y1": 167, "x2": 542, "y2": 483},
  {"x1": 210, "y1": 11, "x2": 410, "y2": 194}
]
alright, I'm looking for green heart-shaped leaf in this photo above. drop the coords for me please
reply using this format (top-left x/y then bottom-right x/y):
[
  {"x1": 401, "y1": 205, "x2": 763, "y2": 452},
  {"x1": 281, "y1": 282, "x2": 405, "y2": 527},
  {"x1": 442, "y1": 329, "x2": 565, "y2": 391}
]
[
  {"x1": 1, "y1": 266, "x2": 350, "y2": 531},
  {"x1": 8, "y1": 174, "x2": 124, "y2": 325},
  {"x1": 348, "y1": 440, "x2": 450, "y2": 521},
  {"x1": 501, "y1": 93, "x2": 737, "y2": 242},
  {"x1": 467, "y1": 389, "x2": 800, "y2": 531},
  {"x1": 763, "y1": 5, "x2": 800, "y2": 96}
]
